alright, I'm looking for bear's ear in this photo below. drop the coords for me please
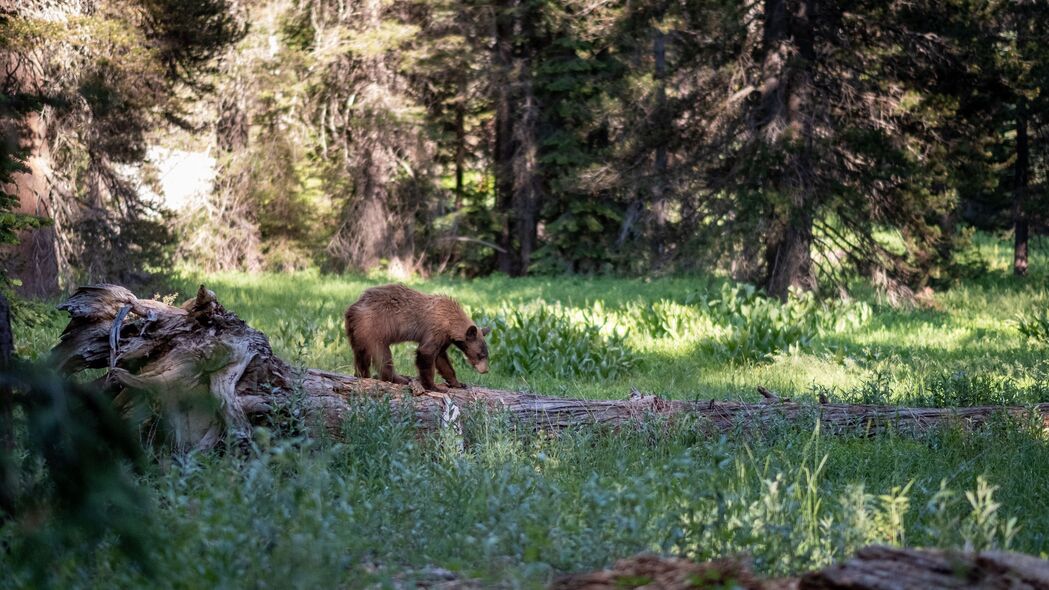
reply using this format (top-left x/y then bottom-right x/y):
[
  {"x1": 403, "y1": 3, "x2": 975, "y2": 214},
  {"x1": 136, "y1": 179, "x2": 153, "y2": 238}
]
[
  {"x1": 466, "y1": 325, "x2": 478, "y2": 340},
  {"x1": 481, "y1": 326, "x2": 491, "y2": 337}
]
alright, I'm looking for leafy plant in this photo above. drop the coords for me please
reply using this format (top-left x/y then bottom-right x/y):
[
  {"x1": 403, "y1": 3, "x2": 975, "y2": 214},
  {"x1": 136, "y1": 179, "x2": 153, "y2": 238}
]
[
  {"x1": 1016, "y1": 309, "x2": 1049, "y2": 344},
  {"x1": 480, "y1": 302, "x2": 641, "y2": 380},
  {"x1": 693, "y1": 284, "x2": 872, "y2": 363}
]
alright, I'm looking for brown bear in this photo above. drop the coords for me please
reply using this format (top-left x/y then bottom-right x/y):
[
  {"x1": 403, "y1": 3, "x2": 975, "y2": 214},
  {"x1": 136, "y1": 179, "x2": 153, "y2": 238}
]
[{"x1": 344, "y1": 284, "x2": 491, "y2": 392}]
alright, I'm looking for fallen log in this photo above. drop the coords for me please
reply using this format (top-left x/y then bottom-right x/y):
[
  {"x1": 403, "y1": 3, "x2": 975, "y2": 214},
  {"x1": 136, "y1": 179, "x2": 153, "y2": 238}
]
[
  {"x1": 554, "y1": 546, "x2": 1049, "y2": 589},
  {"x1": 801, "y1": 545, "x2": 1049, "y2": 589},
  {"x1": 50, "y1": 284, "x2": 1049, "y2": 450}
]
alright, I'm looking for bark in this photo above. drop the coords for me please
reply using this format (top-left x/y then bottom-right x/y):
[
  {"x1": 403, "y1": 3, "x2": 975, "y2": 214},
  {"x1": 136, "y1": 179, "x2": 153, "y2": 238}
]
[
  {"x1": 1013, "y1": 98, "x2": 1029, "y2": 277},
  {"x1": 50, "y1": 284, "x2": 1049, "y2": 451},
  {"x1": 0, "y1": 292, "x2": 12, "y2": 518},
  {"x1": 493, "y1": 0, "x2": 517, "y2": 275},
  {"x1": 512, "y1": 66, "x2": 540, "y2": 275},
  {"x1": 650, "y1": 26, "x2": 668, "y2": 260},
  {"x1": 801, "y1": 545, "x2": 1049, "y2": 590},
  {"x1": 556, "y1": 546, "x2": 1049, "y2": 590},
  {"x1": 0, "y1": 1, "x2": 91, "y2": 298},
  {"x1": 0, "y1": 292, "x2": 12, "y2": 452},
  {"x1": 493, "y1": 0, "x2": 540, "y2": 276},
  {"x1": 454, "y1": 97, "x2": 466, "y2": 211},
  {"x1": 2, "y1": 88, "x2": 59, "y2": 298},
  {"x1": 766, "y1": 209, "x2": 815, "y2": 300},
  {"x1": 759, "y1": 0, "x2": 816, "y2": 300}
]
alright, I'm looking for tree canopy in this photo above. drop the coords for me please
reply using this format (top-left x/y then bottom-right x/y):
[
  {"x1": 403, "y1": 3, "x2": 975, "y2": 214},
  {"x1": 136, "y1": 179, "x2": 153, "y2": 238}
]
[{"x1": 1, "y1": 0, "x2": 1046, "y2": 297}]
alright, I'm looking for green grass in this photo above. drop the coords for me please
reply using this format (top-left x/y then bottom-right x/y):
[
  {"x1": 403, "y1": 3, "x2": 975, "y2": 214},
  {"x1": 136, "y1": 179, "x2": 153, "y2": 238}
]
[
  {"x1": 156, "y1": 234, "x2": 1048, "y2": 406},
  {"x1": 3, "y1": 233, "x2": 1049, "y2": 588}
]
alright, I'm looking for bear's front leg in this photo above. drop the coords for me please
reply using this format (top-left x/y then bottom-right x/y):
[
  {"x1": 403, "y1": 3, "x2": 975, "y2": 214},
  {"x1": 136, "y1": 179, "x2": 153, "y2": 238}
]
[
  {"x1": 436, "y1": 347, "x2": 465, "y2": 389},
  {"x1": 415, "y1": 342, "x2": 447, "y2": 393}
]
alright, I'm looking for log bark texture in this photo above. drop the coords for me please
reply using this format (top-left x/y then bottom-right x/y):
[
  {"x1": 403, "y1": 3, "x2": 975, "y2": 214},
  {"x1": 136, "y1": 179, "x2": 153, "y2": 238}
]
[
  {"x1": 555, "y1": 546, "x2": 1049, "y2": 589},
  {"x1": 51, "y1": 284, "x2": 1049, "y2": 450},
  {"x1": 801, "y1": 545, "x2": 1049, "y2": 590}
]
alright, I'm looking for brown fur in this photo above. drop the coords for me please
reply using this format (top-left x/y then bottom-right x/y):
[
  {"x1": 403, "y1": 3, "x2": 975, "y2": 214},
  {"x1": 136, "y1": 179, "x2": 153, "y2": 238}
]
[{"x1": 344, "y1": 284, "x2": 491, "y2": 392}]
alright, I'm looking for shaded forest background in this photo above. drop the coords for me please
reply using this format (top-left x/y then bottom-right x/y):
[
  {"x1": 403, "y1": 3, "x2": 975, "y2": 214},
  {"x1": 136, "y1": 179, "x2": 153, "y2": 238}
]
[{"x1": 1, "y1": 0, "x2": 1046, "y2": 300}]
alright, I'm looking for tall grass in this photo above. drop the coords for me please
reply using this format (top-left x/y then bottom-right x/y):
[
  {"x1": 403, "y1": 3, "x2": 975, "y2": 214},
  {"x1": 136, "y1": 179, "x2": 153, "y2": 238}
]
[
  {"x1": 2, "y1": 234, "x2": 1047, "y2": 587},
  {"x1": 2, "y1": 403, "x2": 1042, "y2": 588}
]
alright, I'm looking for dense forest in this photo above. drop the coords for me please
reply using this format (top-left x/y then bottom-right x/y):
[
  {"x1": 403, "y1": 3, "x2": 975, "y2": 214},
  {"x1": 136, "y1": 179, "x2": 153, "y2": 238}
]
[{"x1": 2, "y1": 0, "x2": 1045, "y2": 299}]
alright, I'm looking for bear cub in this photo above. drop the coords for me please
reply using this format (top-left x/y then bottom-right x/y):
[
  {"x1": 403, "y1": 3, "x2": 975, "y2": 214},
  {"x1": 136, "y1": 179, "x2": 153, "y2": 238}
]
[{"x1": 344, "y1": 284, "x2": 491, "y2": 392}]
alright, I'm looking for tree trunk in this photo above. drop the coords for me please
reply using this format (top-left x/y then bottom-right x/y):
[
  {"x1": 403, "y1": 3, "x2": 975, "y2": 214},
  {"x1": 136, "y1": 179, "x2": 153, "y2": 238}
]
[
  {"x1": 0, "y1": 293, "x2": 12, "y2": 452},
  {"x1": 0, "y1": 1, "x2": 91, "y2": 298},
  {"x1": 650, "y1": 26, "x2": 668, "y2": 261},
  {"x1": 3, "y1": 101, "x2": 59, "y2": 298},
  {"x1": 454, "y1": 98, "x2": 466, "y2": 211},
  {"x1": 765, "y1": 209, "x2": 814, "y2": 300},
  {"x1": 50, "y1": 285, "x2": 1049, "y2": 451},
  {"x1": 512, "y1": 66, "x2": 540, "y2": 275},
  {"x1": 1013, "y1": 98, "x2": 1029, "y2": 277},
  {"x1": 493, "y1": 0, "x2": 517, "y2": 275},
  {"x1": 492, "y1": 0, "x2": 540, "y2": 277},
  {"x1": 759, "y1": 0, "x2": 816, "y2": 300}
]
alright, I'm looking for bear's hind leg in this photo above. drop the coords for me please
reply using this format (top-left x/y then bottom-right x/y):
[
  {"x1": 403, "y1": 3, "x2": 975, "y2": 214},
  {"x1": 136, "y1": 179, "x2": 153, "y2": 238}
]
[
  {"x1": 352, "y1": 344, "x2": 372, "y2": 378},
  {"x1": 378, "y1": 345, "x2": 410, "y2": 385}
]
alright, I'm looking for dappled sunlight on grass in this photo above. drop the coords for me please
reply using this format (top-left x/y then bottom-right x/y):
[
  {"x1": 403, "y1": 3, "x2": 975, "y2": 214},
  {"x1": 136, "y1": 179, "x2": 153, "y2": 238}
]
[{"x1": 156, "y1": 254, "x2": 1049, "y2": 406}]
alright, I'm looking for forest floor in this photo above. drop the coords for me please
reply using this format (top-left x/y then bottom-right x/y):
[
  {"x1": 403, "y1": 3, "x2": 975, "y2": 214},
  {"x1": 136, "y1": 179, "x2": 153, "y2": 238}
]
[{"x1": 6, "y1": 234, "x2": 1049, "y2": 588}]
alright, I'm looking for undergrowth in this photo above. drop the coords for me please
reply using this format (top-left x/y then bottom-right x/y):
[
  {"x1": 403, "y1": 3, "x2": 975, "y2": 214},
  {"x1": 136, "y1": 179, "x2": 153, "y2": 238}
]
[
  {"x1": 3, "y1": 234, "x2": 1048, "y2": 587},
  {"x1": 1, "y1": 402, "x2": 1041, "y2": 588}
]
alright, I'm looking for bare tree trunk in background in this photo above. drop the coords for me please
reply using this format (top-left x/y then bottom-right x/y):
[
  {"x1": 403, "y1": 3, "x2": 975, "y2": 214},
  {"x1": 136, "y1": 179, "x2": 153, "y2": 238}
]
[
  {"x1": 493, "y1": 0, "x2": 517, "y2": 275},
  {"x1": 759, "y1": 0, "x2": 816, "y2": 300},
  {"x1": 6, "y1": 112, "x2": 59, "y2": 298},
  {"x1": 216, "y1": 86, "x2": 248, "y2": 153},
  {"x1": 765, "y1": 209, "x2": 814, "y2": 299},
  {"x1": 0, "y1": 1, "x2": 94, "y2": 298},
  {"x1": 0, "y1": 291, "x2": 11, "y2": 518},
  {"x1": 492, "y1": 0, "x2": 540, "y2": 277},
  {"x1": 454, "y1": 96, "x2": 466, "y2": 211},
  {"x1": 513, "y1": 66, "x2": 540, "y2": 275},
  {"x1": 650, "y1": 26, "x2": 668, "y2": 261},
  {"x1": 0, "y1": 293, "x2": 12, "y2": 453},
  {"x1": 1013, "y1": 98, "x2": 1029, "y2": 277},
  {"x1": 0, "y1": 46, "x2": 60, "y2": 298}
]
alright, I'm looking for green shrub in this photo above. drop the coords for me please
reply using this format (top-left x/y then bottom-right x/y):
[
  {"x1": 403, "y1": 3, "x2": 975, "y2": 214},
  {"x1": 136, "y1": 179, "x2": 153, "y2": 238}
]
[
  {"x1": 1016, "y1": 309, "x2": 1049, "y2": 344},
  {"x1": 693, "y1": 284, "x2": 872, "y2": 363},
  {"x1": 621, "y1": 299, "x2": 707, "y2": 340},
  {"x1": 479, "y1": 302, "x2": 641, "y2": 380}
]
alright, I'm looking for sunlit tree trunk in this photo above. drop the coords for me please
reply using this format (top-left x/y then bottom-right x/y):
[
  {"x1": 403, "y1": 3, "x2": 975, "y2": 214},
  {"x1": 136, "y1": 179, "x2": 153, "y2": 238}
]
[{"x1": 6, "y1": 111, "x2": 59, "y2": 297}]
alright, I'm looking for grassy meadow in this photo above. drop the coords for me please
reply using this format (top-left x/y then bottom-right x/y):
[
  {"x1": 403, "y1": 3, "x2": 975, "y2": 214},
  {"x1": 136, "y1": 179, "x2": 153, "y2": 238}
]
[{"x1": 3, "y1": 235, "x2": 1049, "y2": 588}]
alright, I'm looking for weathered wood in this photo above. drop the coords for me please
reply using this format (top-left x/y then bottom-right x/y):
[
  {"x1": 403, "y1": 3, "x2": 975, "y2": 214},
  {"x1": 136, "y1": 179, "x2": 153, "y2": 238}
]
[
  {"x1": 801, "y1": 545, "x2": 1049, "y2": 590},
  {"x1": 554, "y1": 546, "x2": 1049, "y2": 589},
  {"x1": 51, "y1": 284, "x2": 1049, "y2": 450}
]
